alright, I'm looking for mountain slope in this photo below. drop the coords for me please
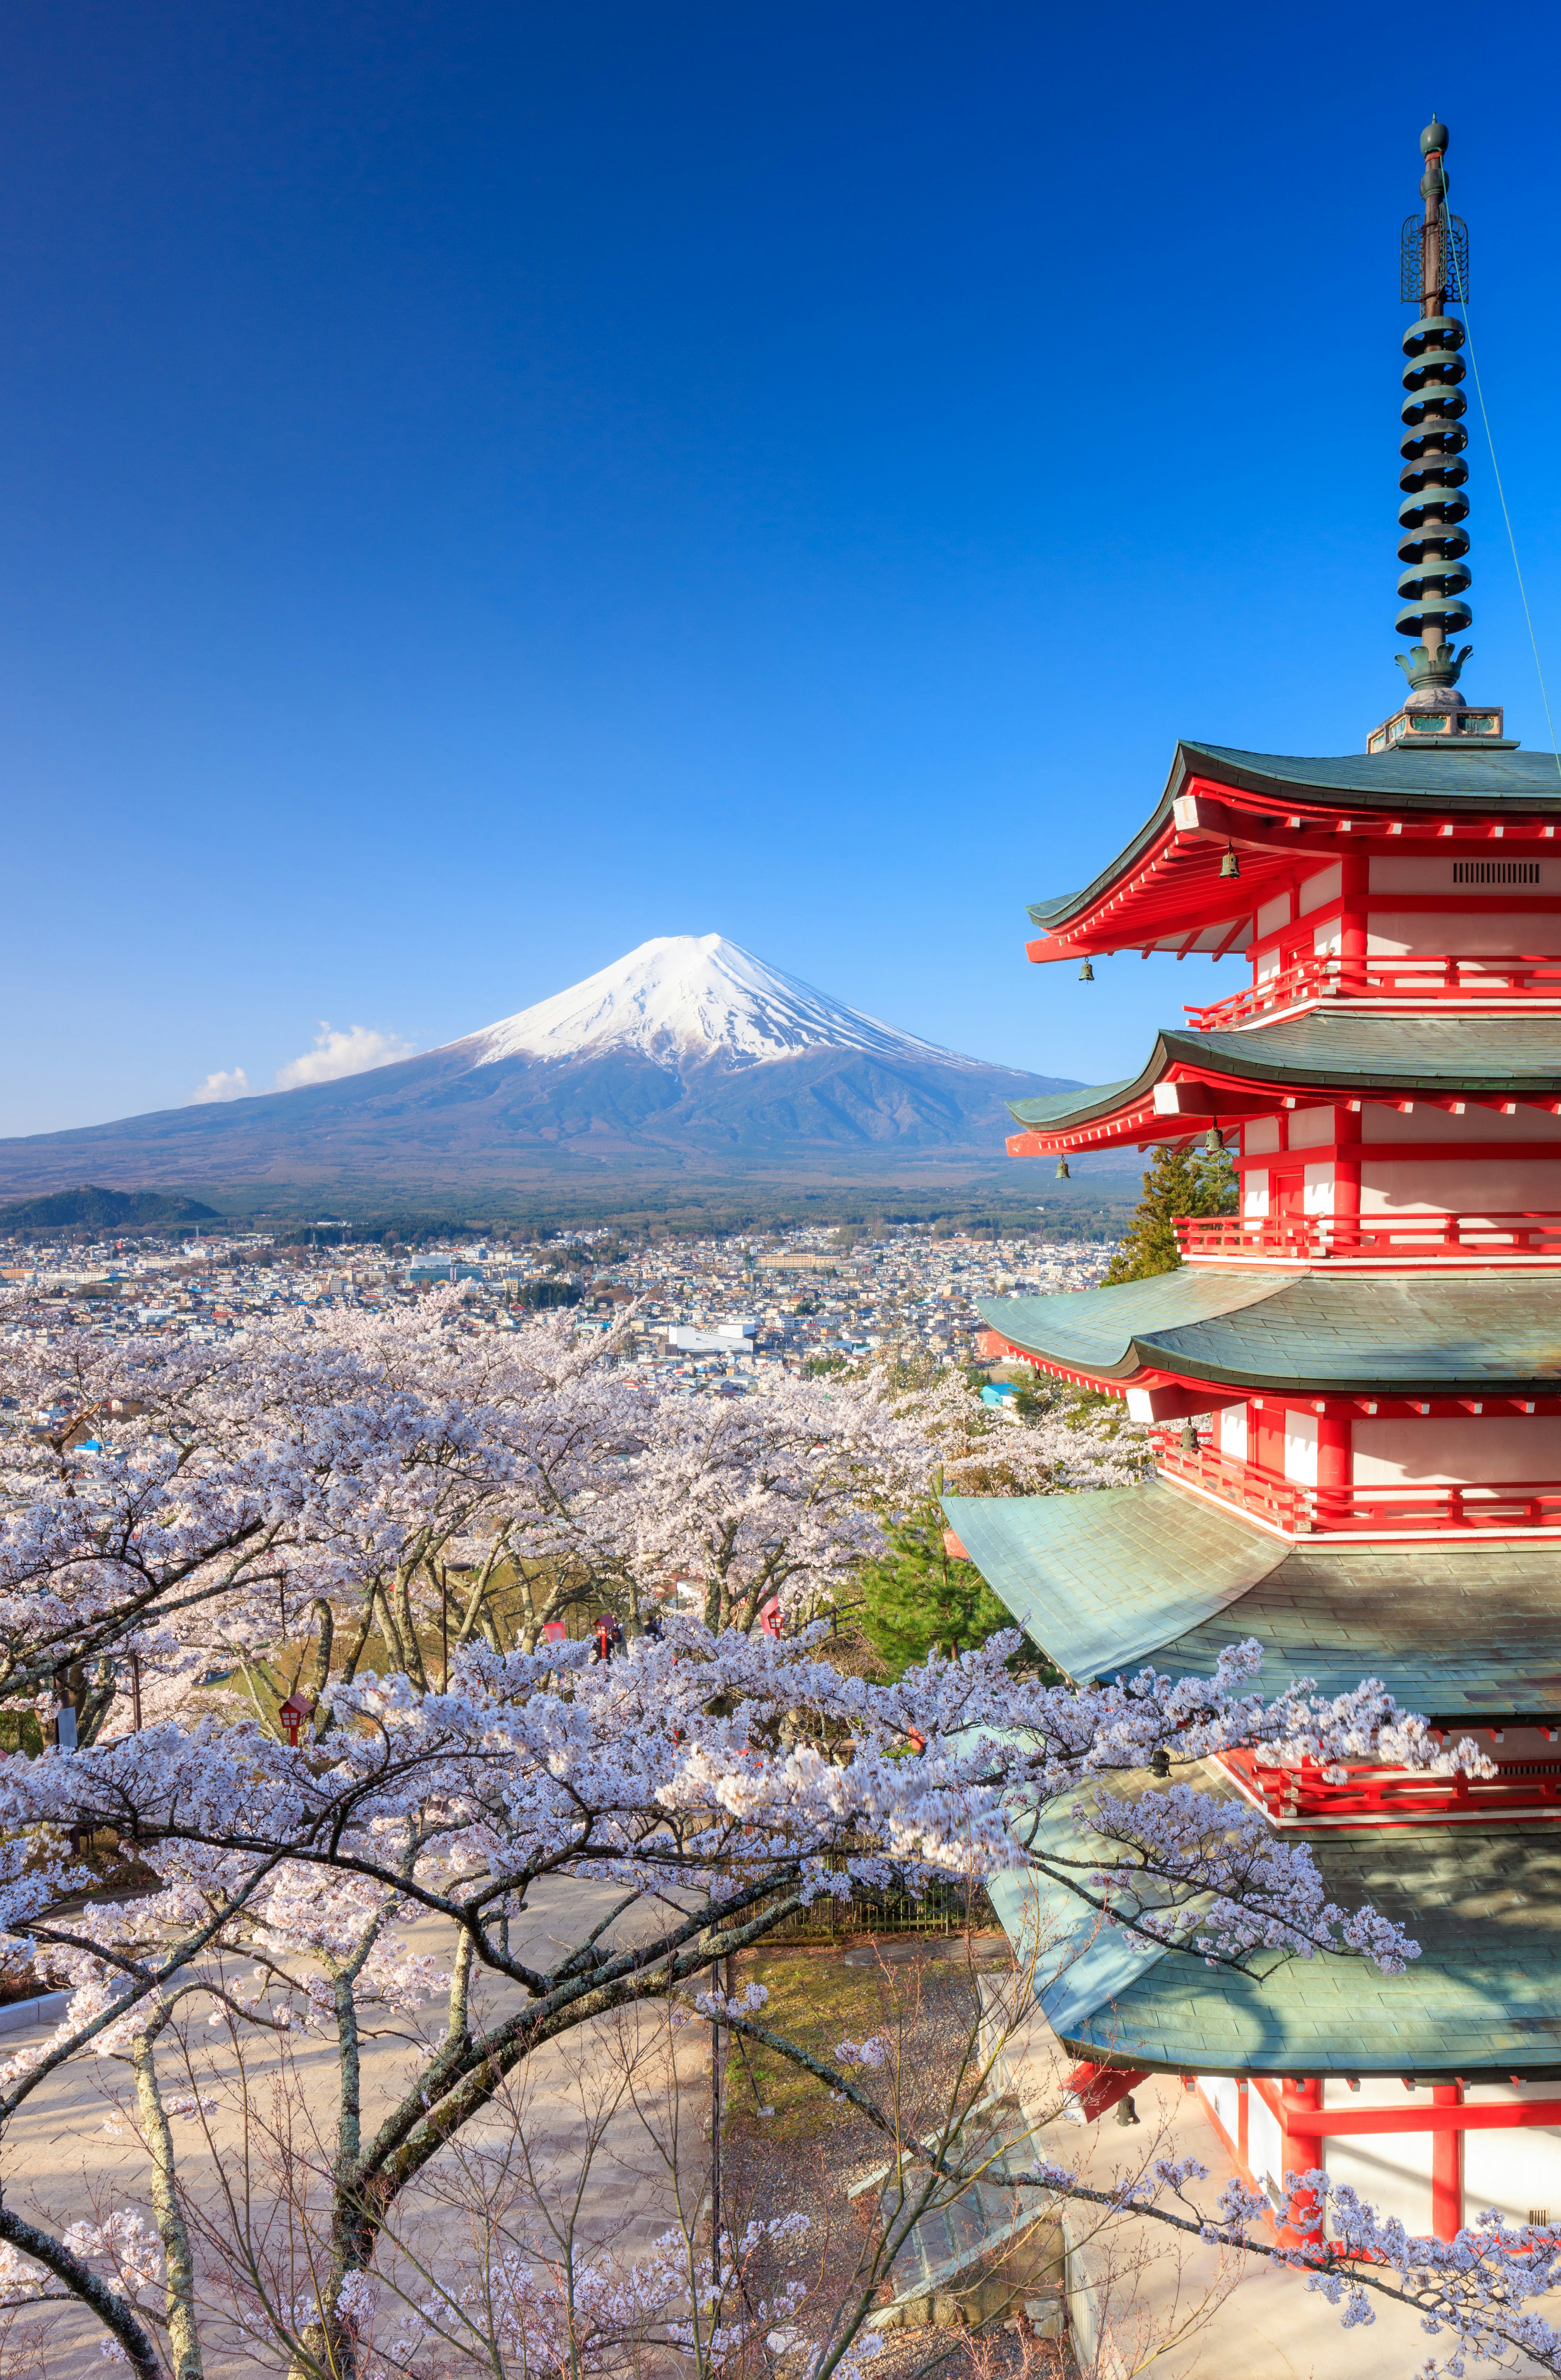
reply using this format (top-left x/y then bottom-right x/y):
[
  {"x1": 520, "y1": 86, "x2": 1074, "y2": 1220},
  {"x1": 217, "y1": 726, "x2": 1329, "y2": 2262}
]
[{"x1": 0, "y1": 936, "x2": 1086, "y2": 1201}]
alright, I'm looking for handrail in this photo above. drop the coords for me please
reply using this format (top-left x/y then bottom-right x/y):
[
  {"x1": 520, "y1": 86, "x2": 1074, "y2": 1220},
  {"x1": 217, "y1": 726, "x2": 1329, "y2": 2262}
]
[
  {"x1": 1186, "y1": 953, "x2": 1561, "y2": 1031},
  {"x1": 1218, "y1": 1745, "x2": 1561, "y2": 1826},
  {"x1": 1174, "y1": 1211, "x2": 1561, "y2": 1262},
  {"x1": 1153, "y1": 1436, "x2": 1561, "y2": 1535}
]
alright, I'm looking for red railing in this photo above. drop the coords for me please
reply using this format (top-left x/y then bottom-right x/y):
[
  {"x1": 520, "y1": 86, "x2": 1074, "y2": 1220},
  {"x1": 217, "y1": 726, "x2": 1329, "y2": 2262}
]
[
  {"x1": 1174, "y1": 1211, "x2": 1561, "y2": 1263},
  {"x1": 1185, "y1": 953, "x2": 1561, "y2": 1032},
  {"x1": 1152, "y1": 1435, "x2": 1561, "y2": 1535},
  {"x1": 1219, "y1": 1746, "x2": 1561, "y2": 1826}
]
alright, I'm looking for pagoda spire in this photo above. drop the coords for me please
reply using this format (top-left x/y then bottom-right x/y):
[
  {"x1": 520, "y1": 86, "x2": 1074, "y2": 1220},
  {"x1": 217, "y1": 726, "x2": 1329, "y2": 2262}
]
[{"x1": 1394, "y1": 116, "x2": 1474, "y2": 713}]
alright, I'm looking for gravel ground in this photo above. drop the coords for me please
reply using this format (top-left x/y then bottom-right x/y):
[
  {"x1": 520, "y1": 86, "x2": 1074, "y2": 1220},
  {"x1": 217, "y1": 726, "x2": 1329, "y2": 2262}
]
[{"x1": 721, "y1": 1940, "x2": 1075, "y2": 2380}]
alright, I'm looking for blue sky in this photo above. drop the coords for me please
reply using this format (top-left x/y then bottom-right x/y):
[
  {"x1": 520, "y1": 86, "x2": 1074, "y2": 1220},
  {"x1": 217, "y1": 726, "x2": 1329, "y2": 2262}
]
[{"x1": 4, "y1": 1, "x2": 1561, "y2": 1135}]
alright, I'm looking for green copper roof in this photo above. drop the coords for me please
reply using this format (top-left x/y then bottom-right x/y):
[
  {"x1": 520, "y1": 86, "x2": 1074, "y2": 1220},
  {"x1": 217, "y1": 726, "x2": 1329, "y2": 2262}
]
[
  {"x1": 978, "y1": 1271, "x2": 1561, "y2": 1396},
  {"x1": 942, "y1": 1481, "x2": 1561, "y2": 1710},
  {"x1": 1029, "y1": 739, "x2": 1561, "y2": 934},
  {"x1": 993, "y1": 1802, "x2": 1561, "y2": 2078},
  {"x1": 941, "y1": 1484, "x2": 1275, "y2": 1682},
  {"x1": 1007, "y1": 1012, "x2": 1561, "y2": 1137}
]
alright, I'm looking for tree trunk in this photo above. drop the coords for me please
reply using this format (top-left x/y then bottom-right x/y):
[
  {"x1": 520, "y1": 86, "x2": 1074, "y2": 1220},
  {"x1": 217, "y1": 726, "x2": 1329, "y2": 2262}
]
[
  {"x1": 131, "y1": 2028, "x2": 204, "y2": 2380},
  {"x1": 0, "y1": 2199, "x2": 160, "y2": 2380}
]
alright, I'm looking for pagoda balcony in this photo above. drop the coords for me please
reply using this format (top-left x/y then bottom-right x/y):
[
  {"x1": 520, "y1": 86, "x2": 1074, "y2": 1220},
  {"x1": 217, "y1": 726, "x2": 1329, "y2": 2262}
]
[
  {"x1": 1183, "y1": 953, "x2": 1561, "y2": 1033},
  {"x1": 1150, "y1": 1433, "x2": 1561, "y2": 1537},
  {"x1": 1217, "y1": 1747, "x2": 1561, "y2": 1830},
  {"x1": 1173, "y1": 1210, "x2": 1561, "y2": 1268}
]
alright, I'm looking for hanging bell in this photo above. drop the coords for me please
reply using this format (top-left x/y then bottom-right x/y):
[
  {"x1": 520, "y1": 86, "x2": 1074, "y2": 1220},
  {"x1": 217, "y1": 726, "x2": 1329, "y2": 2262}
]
[
  {"x1": 1179, "y1": 1420, "x2": 1197, "y2": 1452},
  {"x1": 1055, "y1": 1158, "x2": 1071, "y2": 1179},
  {"x1": 1205, "y1": 1126, "x2": 1225, "y2": 1155},
  {"x1": 1078, "y1": 958, "x2": 1094, "y2": 982},
  {"x1": 1219, "y1": 844, "x2": 1241, "y2": 880}
]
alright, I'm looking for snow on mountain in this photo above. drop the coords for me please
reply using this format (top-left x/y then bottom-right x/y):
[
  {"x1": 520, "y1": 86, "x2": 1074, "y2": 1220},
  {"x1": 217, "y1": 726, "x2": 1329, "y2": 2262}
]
[{"x1": 455, "y1": 934, "x2": 986, "y2": 1073}]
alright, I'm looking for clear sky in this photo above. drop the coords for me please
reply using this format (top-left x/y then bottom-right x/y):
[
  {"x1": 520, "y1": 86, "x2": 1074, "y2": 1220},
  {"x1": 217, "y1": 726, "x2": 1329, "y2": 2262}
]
[{"x1": 4, "y1": 1, "x2": 1560, "y2": 1135}]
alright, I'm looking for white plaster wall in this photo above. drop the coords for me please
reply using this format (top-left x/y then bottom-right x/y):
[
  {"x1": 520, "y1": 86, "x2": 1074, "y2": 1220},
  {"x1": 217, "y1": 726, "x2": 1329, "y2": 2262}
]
[
  {"x1": 1324, "y1": 2135, "x2": 1434, "y2": 2237},
  {"x1": 1353, "y1": 1415, "x2": 1561, "y2": 1485},
  {"x1": 1368, "y1": 910, "x2": 1561, "y2": 958},
  {"x1": 1248, "y1": 2091, "x2": 1283, "y2": 2204},
  {"x1": 1321, "y1": 2079, "x2": 1413, "y2": 2109},
  {"x1": 1303, "y1": 1162, "x2": 1335, "y2": 1215},
  {"x1": 1364, "y1": 1104, "x2": 1561, "y2": 1143},
  {"x1": 1299, "y1": 863, "x2": 1342, "y2": 913},
  {"x1": 1369, "y1": 856, "x2": 1561, "y2": 893},
  {"x1": 1243, "y1": 1170, "x2": 1270, "y2": 1218},
  {"x1": 1284, "y1": 1410, "x2": 1318, "y2": 1485},
  {"x1": 1256, "y1": 892, "x2": 1291, "y2": 937},
  {"x1": 1360, "y1": 1158, "x2": 1561, "y2": 1213},
  {"x1": 1199, "y1": 2075, "x2": 1241, "y2": 2145},
  {"x1": 1313, "y1": 918, "x2": 1342, "y2": 958},
  {"x1": 1245, "y1": 1116, "x2": 1281, "y2": 1154},
  {"x1": 1288, "y1": 1106, "x2": 1335, "y2": 1148},
  {"x1": 1463, "y1": 2085, "x2": 1561, "y2": 2227},
  {"x1": 1218, "y1": 1404, "x2": 1248, "y2": 1460},
  {"x1": 1256, "y1": 947, "x2": 1281, "y2": 983}
]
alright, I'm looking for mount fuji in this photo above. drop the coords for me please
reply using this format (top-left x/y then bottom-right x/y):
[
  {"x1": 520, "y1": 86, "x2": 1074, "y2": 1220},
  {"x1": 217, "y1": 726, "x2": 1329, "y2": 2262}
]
[{"x1": 0, "y1": 936, "x2": 1083, "y2": 1206}]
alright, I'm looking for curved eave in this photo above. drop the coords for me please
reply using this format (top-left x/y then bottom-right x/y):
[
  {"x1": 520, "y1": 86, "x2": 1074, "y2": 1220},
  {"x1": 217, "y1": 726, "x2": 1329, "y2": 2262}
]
[
  {"x1": 940, "y1": 1483, "x2": 1561, "y2": 1708},
  {"x1": 977, "y1": 1273, "x2": 1561, "y2": 1399},
  {"x1": 1027, "y1": 739, "x2": 1561, "y2": 962},
  {"x1": 1004, "y1": 1014, "x2": 1561, "y2": 1155},
  {"x1": 963, "y1": 1481, "x2": 1561, "y2": 2080}
]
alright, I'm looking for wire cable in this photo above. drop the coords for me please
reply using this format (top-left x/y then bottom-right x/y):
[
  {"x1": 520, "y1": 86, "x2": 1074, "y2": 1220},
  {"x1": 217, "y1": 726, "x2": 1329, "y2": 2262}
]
[{"x1": 1446, "y1": 234, "x2": 1561, "y2": 777}]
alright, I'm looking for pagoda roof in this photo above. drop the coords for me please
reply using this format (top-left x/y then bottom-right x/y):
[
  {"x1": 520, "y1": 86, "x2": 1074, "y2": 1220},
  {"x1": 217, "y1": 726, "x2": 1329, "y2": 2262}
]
[
  {"x1": 1026, "y1": 739, "x2": 1561, "y2": 964},
  {"x1": 1006, "y1": 1010, "x2": 1561, "y2": 1152},
  {"x1": 976, "y1": 1270, "x2": 1561, "y2": 1396},
  {"x1": 940, "y1": 1482, "x2": 1561, "y2": 1710},
  {"x1": 960, "y1": 1480, "x2": 1561, "y2": 2076},
  {"x1": 991, "y1": 1795, "x2": 1561, "y2": 2078}
]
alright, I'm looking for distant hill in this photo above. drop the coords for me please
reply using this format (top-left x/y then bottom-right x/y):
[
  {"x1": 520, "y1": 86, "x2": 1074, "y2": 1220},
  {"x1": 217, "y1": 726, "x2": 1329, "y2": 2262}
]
[
  {"x1": 0, "y1": 936, "x2": 1104, "y2": 1205},
  {"x1": 0, "y1": 1186, "x2": 221, "y2": 1229}
]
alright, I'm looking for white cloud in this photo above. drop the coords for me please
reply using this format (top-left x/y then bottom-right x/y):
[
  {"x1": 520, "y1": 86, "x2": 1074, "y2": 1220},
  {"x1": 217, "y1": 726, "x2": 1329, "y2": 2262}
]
[
  {"x1": 190, "y1": 1068, "x2": 252, "y2": 1104},
  {"x1": 273, "y1": 1022, "x2": 417, "y2": 1091}
]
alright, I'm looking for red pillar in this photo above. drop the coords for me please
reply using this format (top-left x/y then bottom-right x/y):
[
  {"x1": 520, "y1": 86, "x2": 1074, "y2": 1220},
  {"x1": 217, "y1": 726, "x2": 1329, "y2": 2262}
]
[
  {"x1": 1431, "y1": 2082, "x2": 1463, "y2": 2238},
  {"x1": 1316, "y1": 1409, "x2": 1351, "y2": 1527},
  {"x1": 1334, "y1": 1101, "x2": 1362, "y2": 1252},
  {"x1": 1340, "y1": 855, "x2": 1370, "y2": 994},
  {"x1": 1253, "y1": 1402, "x2": 1284, "y2": 1477},
  {"x1": 1278, "y1": 2077, "x2": 1326, "y2": 2248}
]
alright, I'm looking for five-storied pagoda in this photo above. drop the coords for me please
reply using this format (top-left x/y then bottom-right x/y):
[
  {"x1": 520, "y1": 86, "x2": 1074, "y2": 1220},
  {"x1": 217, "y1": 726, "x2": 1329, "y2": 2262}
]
[{"x1": 947, "y1": 121, "x2": 1561, "y2": 2237}]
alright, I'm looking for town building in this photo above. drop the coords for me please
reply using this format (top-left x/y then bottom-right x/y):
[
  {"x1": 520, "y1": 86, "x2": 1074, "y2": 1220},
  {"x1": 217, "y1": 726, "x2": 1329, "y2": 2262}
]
[{"x1": 948, "y1": 119, "x2": 1561, "y2": 2242}]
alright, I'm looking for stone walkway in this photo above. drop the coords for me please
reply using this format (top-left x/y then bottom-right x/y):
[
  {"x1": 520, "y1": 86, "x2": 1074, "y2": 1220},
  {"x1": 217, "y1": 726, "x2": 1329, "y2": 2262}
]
[{"x1": 0, "y1": 1877, "x2": 713, "y2": 2377}]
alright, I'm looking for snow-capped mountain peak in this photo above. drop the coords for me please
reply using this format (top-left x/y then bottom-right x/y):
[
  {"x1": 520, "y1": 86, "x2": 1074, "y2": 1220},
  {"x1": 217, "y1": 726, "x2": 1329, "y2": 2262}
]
[{"x1": 453, "y1": 934, "x2": 982, "y2": 1073}]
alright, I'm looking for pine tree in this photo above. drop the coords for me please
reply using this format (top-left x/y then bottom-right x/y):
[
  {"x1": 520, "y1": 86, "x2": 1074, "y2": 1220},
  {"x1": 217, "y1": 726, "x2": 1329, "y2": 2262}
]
[
  {"x1": 858, "y1": 1499, "x2": 1041, "y2": 1677},
  {"x1": 1100, "y1": 1142, "x2": 1237, "y2": 1287}
]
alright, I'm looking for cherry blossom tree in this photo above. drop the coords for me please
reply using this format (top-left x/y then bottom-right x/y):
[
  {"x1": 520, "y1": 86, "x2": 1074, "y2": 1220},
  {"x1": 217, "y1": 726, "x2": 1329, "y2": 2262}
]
[
  {"x1": 0, "y1": 1299, "x2": 941, "y2": 1731},
  {"x1": 0, "y1": 1300, "x2": 1535, "y2": 2380},
  {"x1": 0, "y1": 1619, "x2": 1484, "y2": 2378}
]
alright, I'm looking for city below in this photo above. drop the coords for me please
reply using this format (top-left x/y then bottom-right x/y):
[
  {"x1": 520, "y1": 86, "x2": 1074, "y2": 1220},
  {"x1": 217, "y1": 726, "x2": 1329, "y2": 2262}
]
[{"x1": 0, "y1": 1218, "x2": 1114, "y2": 1386}]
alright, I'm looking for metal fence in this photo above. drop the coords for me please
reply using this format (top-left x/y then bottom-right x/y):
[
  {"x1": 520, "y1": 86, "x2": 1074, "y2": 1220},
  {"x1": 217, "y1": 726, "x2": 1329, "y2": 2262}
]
[{"x1": 768, "y1": 1879, "x2": 997, "y2": 1942}]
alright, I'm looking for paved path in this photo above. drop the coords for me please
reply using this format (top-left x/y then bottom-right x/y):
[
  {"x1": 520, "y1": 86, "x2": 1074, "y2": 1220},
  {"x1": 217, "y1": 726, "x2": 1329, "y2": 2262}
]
[{"x1": 0, "y1": 1878, "x2": 713, "y2": 2378}]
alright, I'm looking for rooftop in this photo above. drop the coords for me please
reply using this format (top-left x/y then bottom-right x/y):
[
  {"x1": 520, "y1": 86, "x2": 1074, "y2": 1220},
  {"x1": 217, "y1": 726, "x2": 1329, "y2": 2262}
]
[
  {"x1": 976, "y1": 1270, "x2": 1561, "y2": 1396},
  {"x1": 1025, "y1": 740, "x2": 1561, "y2": 965},
  {"x1": 994, "y1": 1786, "x2": 1561, "y2": 2079},
  {"x1": 941, "y1": 1482, "x2": 1561, "y2": 1710},
  {"x1": 1006, "y1": 1011, "x2": 1561, "y2": 1150}
]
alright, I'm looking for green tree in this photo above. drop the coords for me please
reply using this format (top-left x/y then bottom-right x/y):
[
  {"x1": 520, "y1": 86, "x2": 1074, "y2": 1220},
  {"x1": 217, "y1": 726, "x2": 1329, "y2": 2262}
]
[
  {"x1": 1100, "y1": 1142, "x2": 1237, "y2": 1287},
  {"x1": 858, "y1": 1498, "x2": 1039, "y2": 1677}
]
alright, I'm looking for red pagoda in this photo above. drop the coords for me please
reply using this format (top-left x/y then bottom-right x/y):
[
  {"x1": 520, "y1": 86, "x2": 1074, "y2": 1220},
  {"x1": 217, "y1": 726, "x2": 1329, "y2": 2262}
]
[{"x1": 947, "y1": 120, "x2": 1561, "y2": 2242}]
